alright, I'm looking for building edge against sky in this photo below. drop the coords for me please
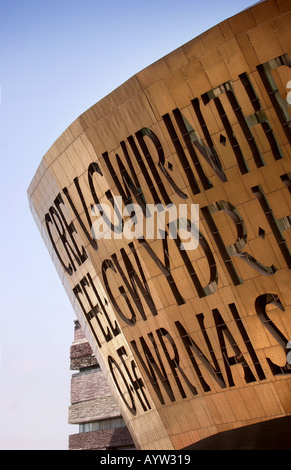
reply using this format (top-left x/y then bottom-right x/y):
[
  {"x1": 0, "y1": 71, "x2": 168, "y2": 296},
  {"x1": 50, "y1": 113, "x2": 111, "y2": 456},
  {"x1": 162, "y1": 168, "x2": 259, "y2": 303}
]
[{"x1": 28, "y1": 0, "x2": 291, "y2": 450}]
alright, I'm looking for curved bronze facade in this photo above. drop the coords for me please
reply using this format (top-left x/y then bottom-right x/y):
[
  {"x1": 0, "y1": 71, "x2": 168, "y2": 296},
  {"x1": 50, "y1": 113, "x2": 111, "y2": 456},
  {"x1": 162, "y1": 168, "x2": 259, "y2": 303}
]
[{"x1": 28, "y1": 0, "x2": 291, "y2": 450}]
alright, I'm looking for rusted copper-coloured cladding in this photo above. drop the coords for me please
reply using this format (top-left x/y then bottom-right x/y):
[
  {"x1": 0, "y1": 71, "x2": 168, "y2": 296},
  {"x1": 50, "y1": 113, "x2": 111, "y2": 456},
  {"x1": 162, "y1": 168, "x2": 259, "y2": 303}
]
[{"x1": 28, "y1": 0, "x2": 291, "y2": 450}]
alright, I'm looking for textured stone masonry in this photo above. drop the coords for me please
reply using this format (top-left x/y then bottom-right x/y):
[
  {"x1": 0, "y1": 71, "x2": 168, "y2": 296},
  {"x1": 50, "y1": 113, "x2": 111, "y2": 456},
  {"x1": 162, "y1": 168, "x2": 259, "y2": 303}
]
[
  {"x1": 68, "y1": 321, "x2": 134, "y2": 449},
  {"x1": 69, "y1": 427, "x2": 134, "y2": 450}
]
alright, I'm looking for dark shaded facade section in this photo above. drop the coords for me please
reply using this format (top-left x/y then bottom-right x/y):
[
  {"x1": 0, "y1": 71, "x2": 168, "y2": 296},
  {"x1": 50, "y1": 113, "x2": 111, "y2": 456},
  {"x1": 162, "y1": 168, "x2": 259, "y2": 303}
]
[{"x1": 184, "y1": 416, "x2": 291, "y2": 450}]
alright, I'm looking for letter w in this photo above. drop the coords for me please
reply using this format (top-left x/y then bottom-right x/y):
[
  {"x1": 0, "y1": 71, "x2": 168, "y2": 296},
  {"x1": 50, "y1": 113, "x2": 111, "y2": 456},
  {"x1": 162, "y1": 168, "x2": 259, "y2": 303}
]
[{"x1": 130, "y1": 334, "x2": 175, "y2": 405}]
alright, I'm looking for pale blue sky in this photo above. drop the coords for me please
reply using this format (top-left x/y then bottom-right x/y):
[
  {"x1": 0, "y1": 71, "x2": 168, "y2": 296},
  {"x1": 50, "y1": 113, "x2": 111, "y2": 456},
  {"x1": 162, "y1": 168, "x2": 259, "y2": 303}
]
[{"x1": 0, "y1": 0, "x2": 255, "y2": 450}]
